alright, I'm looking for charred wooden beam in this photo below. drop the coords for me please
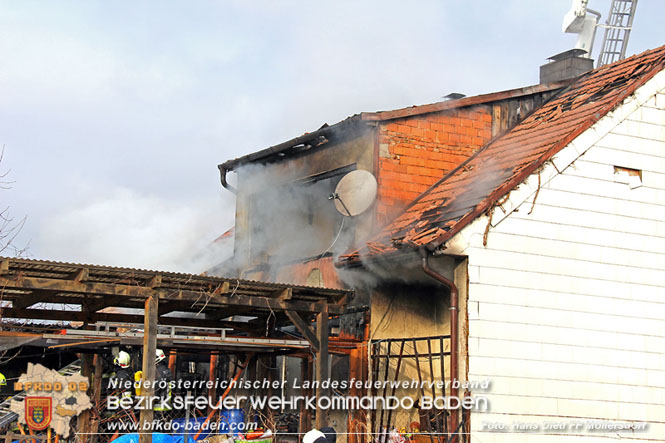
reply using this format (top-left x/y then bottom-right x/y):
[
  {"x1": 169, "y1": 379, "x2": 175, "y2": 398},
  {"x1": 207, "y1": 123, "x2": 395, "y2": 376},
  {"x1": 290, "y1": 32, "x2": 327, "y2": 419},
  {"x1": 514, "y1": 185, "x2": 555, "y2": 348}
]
[
  {"x1": 147, "y1": 274, "x2": 162, "y2": 288},
  {"x1": 276, "y1": 288, "x2": 292, "y2": 300},
  {"x1": 0, "y1": 259, "x2": 9, "y2": 275},
  {"x1": 206, "y1": 306, "x2": 248, "y2": 321},
  {"x1": 284, "y1": 310, "x2": 319, "y2": 351},
  {"x1": 70, "y1": 268, "x2": 89, "y2": 282},
  {"x1": 158, "y1": 301, "x2": 181, "y2": 316},
  {"x1": 0, "y1": 308, "x2": 220, "y2": 329},
  {"x1": 0, "y1": 275, "x2": 342, "y2": 314},
  {"x1": 212, "y1": 281, "x2": 230, "y2": 295},
  {"x1": 0, "y1": 276, "x2": 153, "y2": 298},
  {"x1": 81, "y1": 299, "x2": 108, "y2": 324},
  {"x1": 11, "y1": 294, "x2": 47, "y2": 310},
  {"x1": 163, "y1": 289, "x2": 340, "y2": 314}
]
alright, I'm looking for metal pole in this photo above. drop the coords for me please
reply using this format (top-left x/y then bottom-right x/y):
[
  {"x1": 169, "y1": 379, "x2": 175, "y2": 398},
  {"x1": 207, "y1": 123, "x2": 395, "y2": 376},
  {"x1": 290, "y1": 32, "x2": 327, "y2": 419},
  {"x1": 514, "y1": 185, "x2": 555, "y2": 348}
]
[
  {"x1": 413, "y1": 339, "x2": 434, "y2": 443},
  {"x1": 378, "y1": 340, "x2": 391, "y2": 437},
  {"x1": 384, "y1": 340, "x2": 405, "y2": 437}
]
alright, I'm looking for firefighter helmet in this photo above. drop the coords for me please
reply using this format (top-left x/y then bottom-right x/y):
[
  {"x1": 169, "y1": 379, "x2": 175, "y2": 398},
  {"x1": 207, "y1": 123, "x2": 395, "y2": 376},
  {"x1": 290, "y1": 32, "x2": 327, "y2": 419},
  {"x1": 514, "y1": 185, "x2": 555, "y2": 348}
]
[{"x1": 114, "y1": 351, "x2": 131, "y2": 368}]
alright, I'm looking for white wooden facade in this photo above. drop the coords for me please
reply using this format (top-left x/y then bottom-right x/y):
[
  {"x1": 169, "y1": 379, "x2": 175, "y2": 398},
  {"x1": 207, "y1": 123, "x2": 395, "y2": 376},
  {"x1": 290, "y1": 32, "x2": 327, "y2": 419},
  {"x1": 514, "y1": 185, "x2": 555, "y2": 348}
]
[{"x1": 446, "y1": 70, "x2": 665, "y2": 441}]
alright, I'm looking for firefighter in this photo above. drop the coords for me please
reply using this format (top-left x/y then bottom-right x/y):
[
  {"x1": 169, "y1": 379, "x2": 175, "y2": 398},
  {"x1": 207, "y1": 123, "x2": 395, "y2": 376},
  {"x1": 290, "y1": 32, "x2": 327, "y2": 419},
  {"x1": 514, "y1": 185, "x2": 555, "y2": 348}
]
[
  {"x1": 110, "y1": 350, "x2": 135, "y2": 399},
  {"x1": 0, "y1": 372, "x2": 7, "y2": 396},
  {"x1": 154, "y1": 349, "x2": 173, "y2": 418}
]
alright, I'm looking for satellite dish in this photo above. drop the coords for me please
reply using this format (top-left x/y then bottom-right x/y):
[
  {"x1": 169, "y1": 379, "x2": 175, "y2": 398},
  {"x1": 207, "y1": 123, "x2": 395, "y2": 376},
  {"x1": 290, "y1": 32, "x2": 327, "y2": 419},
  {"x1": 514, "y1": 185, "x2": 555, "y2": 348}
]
[{"x1": 332, "y1": 170, "x2": 378, "y2": 216}]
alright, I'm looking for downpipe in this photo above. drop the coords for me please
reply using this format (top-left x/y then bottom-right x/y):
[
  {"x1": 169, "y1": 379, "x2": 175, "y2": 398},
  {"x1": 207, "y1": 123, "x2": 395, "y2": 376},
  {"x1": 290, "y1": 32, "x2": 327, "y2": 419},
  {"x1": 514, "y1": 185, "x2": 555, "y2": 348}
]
[
  {"x1": 421, "y1": 251, "x2": 459, "y2": 435},
  {"x1": 218, "y1": 164, "x2": 238, "y2": 194}
]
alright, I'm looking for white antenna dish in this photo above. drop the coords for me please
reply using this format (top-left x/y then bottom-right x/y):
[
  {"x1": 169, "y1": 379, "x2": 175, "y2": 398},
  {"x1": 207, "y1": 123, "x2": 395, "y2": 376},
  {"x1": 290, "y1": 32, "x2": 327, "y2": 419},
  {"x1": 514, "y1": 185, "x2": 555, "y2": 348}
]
[{"x1": 331, "y1": 170, "x2": 378, "y2": 216}]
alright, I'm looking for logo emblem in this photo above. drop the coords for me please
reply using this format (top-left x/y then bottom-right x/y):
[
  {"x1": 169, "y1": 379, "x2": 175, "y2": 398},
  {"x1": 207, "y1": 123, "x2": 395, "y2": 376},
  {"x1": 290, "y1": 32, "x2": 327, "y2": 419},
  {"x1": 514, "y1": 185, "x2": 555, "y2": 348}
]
[{"x1": 25, "y1": 397, "x2": 52, "y2": 431}]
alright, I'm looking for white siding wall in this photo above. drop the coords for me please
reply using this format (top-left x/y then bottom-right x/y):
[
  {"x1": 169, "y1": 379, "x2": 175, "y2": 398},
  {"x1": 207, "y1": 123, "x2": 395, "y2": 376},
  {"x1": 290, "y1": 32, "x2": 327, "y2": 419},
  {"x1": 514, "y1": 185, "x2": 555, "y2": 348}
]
[{"x1": 459, "y1": 90, "x2": 665, "y2": 442}]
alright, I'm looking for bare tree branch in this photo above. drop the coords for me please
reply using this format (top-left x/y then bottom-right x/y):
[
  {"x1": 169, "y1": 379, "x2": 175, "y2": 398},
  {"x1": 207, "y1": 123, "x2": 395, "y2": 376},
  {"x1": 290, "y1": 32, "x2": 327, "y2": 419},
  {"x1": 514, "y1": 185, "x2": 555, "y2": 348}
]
[{"x1": 0, "y1": 144, "x2": 28, "y2": 257}]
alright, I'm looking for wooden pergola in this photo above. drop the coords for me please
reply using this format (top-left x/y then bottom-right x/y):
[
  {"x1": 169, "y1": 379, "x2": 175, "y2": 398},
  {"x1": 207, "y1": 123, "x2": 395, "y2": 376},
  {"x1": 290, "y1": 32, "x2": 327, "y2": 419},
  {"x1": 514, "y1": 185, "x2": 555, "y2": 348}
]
[{"x1": 0, "y1": 257, "x2": 354, "y2": 437}]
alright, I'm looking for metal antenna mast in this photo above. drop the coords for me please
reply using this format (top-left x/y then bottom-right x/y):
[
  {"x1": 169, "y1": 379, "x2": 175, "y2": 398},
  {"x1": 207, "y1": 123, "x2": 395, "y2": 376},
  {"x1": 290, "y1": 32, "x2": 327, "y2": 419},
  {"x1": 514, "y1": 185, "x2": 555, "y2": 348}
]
[{"x1": 597, "y1": 0, "x2": 639, "y2": 67}]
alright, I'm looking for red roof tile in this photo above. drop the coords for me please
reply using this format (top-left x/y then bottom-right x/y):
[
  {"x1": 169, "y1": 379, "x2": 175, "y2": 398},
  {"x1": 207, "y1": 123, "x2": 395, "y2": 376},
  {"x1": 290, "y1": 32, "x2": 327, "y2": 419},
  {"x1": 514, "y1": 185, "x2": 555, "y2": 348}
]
[{"x1": 339, "y1": 45, "x2": 665, "y2": 265}]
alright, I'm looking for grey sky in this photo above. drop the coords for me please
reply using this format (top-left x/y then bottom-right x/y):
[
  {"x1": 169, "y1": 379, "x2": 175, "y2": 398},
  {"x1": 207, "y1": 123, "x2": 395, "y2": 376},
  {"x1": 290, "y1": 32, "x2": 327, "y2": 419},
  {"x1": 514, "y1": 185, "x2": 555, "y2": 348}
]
[{"x1": 1, "y1": 0, "x2": 662, "y2": 272}]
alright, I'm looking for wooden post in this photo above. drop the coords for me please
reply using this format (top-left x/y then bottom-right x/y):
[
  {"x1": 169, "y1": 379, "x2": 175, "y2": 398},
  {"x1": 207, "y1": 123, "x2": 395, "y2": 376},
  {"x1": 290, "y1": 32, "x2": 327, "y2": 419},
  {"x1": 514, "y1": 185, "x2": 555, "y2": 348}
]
[
  {"x1": 347, "y1": 346, "x2": 367, "y2": 443},
  {"x1": 267, "y1": 355, "x2": 277, "y2": 431},
  {"x1": 139, "y1": 296, "x2": 158, "y2": 443},
  {"x1": 255, "y1": 356, "x2": 266, "y2": 427},
  {"x1": 208, "y1": 354, "x2": 218, "y2": 415},
  {"x1": 298, "y1": 357, "x2": 312, "y2": 436},
  {"x1": 78, "y1": 353, "x2": 94, "y2": 443},
  {"x1": 91, "y1": 354, "x2": 103, "y2": 437},
  {"x1": 315, "y1": 307, "x2": 329, "y2": 429}
]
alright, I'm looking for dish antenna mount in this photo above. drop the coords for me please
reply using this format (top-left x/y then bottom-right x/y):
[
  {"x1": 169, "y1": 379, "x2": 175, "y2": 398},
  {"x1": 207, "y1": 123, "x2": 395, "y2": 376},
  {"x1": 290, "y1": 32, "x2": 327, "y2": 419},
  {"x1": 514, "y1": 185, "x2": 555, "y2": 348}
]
[
  {"x1": 562, "y1": 0, "x2": 601, "y2": 57},
  {"x1": 562, "y1": 0, "x2": 638, "y2": 67}
]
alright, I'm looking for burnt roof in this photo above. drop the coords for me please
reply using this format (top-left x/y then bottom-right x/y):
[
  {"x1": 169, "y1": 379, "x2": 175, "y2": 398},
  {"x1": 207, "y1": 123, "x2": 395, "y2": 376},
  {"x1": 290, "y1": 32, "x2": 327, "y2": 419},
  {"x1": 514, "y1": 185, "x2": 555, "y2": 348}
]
[
  {"x1": 219, "y1": 82, "x2": 570, "y2": 172},
  {"x1": 339, "y1": 44, "x2": 665, "y2": 265}
]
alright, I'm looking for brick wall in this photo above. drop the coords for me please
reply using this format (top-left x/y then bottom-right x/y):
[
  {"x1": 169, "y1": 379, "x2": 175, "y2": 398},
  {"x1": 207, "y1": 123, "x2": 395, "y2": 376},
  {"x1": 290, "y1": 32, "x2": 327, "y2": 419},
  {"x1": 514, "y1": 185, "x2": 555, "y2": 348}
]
[{"x1": 376, "y1": 106, "x2": 493, "y2": 222}]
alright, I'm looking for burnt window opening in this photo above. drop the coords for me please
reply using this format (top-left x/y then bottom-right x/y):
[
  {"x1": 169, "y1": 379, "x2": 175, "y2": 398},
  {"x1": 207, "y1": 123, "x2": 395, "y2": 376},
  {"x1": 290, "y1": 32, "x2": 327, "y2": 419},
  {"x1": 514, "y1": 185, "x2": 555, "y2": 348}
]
[
  {"x1": 248, "y1": 166, "x2": 357, "y2": 263},
  {"x1": 613, "y1": 165, "x2": 642, "y2": 189}
]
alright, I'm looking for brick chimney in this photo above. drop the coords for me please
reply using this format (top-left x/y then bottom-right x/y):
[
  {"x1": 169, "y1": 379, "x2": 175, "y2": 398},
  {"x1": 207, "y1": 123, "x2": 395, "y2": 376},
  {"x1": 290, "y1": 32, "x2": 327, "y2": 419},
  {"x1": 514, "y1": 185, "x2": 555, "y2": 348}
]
[{"x1": 540, "y1": 48, "x2": 594, "y2": 84}]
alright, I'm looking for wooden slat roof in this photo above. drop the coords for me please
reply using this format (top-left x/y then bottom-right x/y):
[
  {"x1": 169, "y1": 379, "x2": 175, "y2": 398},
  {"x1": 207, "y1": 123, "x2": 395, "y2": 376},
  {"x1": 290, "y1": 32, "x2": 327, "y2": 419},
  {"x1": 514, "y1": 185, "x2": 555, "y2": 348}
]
[{"x1": 0, "y1": 256, "x2": 352, "y2": 329}]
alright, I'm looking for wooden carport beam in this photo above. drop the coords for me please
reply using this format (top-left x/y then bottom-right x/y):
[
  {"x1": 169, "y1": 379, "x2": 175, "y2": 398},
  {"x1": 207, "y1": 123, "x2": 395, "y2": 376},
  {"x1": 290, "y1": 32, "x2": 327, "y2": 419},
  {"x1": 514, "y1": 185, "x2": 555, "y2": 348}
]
[
  {"x1": 277, "y1": 288, "x2": 293, "y2": 300},
  {"x1": 158, "y1": 302, "x2": 180, "y2": 317},
  {"x1": 147, "y1": 274, "x2": 162, "y2": 288},
  {"x1": 206, "y1": 306, "x2": 247, "y2": 321},
  {"x1": 0, "y1": 308, "x2": 229, "y2": 329},
  {"x1": 11, "y1": 294, "x2": 46, "y2": 310},
  {"x1": 284, "y1": 310, "x2": 319, "y2": 351},
  {"x1": 0, "y1": 275, "x2": 343, "y2": 314},
  {"x1": 70, "y1": 267, "x2": 89, "y2": 282},
  {"x1": 213, "y1": 281, "x2": 230, "y2": 295},
  {"x1": 0, "y1": 307, "x2": 296, "y2": 330},
  {"x1": 139, "y1": 296, "x2": 158, "y2": 443}
]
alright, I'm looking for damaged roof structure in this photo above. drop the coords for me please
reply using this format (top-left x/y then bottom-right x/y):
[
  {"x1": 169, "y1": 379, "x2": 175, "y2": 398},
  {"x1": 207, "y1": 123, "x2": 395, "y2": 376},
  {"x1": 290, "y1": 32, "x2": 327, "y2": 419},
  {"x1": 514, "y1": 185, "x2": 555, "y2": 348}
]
[
  {"x1": 219, "y1": 43, "x2": 665, "y2": 442},
  {"x1": 339, "y1": 44, "x2": 665, "y2": 263}
]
